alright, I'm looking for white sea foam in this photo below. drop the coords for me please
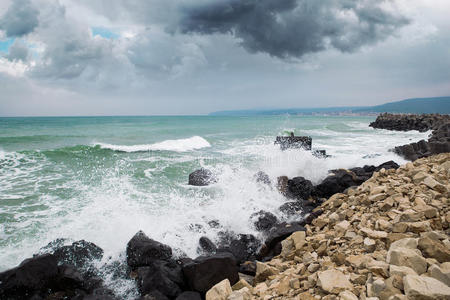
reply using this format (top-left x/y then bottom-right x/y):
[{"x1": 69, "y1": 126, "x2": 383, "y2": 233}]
[{"x1": 95, "y1": 136, "x2": 211, "y2": 152}]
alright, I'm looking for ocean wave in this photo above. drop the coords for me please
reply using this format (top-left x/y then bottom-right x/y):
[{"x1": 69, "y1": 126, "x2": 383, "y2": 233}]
[{"x1": 95, "y1": 136, "x2": 211, "y2": 152}]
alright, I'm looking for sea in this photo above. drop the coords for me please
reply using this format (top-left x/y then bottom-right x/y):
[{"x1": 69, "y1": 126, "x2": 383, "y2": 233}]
[{"x1": 0, "y1": 115, "x2": 430, "y2": 297}]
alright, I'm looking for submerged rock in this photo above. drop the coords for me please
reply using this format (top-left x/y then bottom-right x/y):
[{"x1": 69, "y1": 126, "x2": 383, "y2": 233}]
[
  {"x1": 182, "y1": 252, "x2": 239, "y2": 293},
  {"x1": 175, "y1": 291, "x2": 202, "y2": 300},
  {"x1": 188, "y1": 168, "x2": 217, "y2": 186},
  {"x1": 251, "y1": 210, "x2": 278, "y2": 232},
  {"x1": 126, "y1": 231, "x2": 173, "y2": 268},
  {"x1": 254, "y1": 171, "x2": 271, "y2": 185},
  {"x1": 275, "y1": 134, "x2": 312, "y2": 150}
]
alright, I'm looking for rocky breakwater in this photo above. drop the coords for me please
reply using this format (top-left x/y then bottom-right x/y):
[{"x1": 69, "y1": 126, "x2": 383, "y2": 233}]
[
  {"x1": 370, "y1": 113, "x2": 450, "y2": 161},
  {"x1": 203, "y1": 153, "x2": 450, "y2": 300}
]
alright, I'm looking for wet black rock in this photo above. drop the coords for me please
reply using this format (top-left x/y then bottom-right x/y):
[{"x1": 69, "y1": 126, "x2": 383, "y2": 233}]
[
  {"x1": 370, "y1": 113, "x2": 450, "y2": 161},
  {"x1": 279, "y1": 200, "x2": 316, "y2": 217},
  {"x1": 53, "y1": 240, "x2": 104, "y2": 269},
  {"x1": 257, "y1": 222, "x2": 305, "y2": 261},
  {"x1": 126, "y1": 231, "x2": 173, "y2": 268},
  {"x1": 188, "y1": 168, "x2": 217, "y2": 186},
  {"x1": 182, "y1": 252, "x2": 239, "y2": 293},
  {"x1": 136, "y1": 260, "x2": 185, "y2": 298},
  {"x1": 175, "y1": 291, "x2": 202, "y2": 300},
  {"x1": 0, "y1": 254, "x2": 59, "y2": 298},
  {"x1": 207, "y1": 220, "x2": 220, "y2": 229},
  {"x1": 198, "y1": 236, "x2": 217, "y2": 254},
  {"x1": 287, "y1": 176, "x2": 313, "y2": 200},
  {"x1": 254, "y1": 171, "x2": 271, "y2": 185},
  {"x1": 239, "y1": 261, "x2": 256, "y2": 276},
  {"x1": 226, "y1": 234, "x2": 261, "y2": 264},
  {"x1": 251, "y1": 210, "x2": 278, "y2": 232},
  {"x1": 275, "y1": 134, "x2": 312, "y2": 150},
  {"x1": 276, "y1": 176, "x2": 289, "y2": 196},
  {"x1": 140, "y1": 290, "x2": 170, "y2": 300},
  {"x1": 312, "y1": 169, "x2": 362, "y2": 199},
  {"x1": 369, "y1": 113, "x2": 449, "y2": 132}
]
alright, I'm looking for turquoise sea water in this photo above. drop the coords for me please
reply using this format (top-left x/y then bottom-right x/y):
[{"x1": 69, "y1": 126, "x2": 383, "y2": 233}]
[{"x1": 0, "y1": 115, "x2": 430, "y2": 296}]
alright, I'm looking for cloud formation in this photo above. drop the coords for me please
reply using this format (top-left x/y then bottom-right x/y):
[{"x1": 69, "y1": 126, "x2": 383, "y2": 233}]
[
  {"x1": 177, "y1": 0, "x2": 410, "y2": 58},
  {"x1": 0, "y1": 0, "x2": 39, "y2": 37}
]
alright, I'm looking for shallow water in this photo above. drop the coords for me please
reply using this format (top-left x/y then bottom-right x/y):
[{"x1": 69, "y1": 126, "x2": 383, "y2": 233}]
[{"x1": 0, "y1": 115, "x2": 429, "y2": 297}]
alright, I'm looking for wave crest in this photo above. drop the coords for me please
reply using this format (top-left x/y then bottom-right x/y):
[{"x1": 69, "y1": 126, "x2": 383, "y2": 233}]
[{"x1": 95, "y1": 136, "x2": 211, "y2": 152}]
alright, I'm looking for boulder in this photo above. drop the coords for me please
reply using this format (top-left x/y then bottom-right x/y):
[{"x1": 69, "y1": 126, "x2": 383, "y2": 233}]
[
  {"x1": 136, "y1": 260, "x2": 185, "y2": 298},
  {"x1": 188, "y1": 169, "x2": 217, "y2": 186},
  {"x1": 0, "y1": 254, "x2": 59, "y2": 298},
  {"x1": 175, "y1": 291, "x2": 202, "y2": 300},
  {"x1": 417, "y1": 236, "x2": 450, "y2": 263},
  {"x1": 198, "y1": 237, "x2": 217, "y2": 254},
  {"x1": 205, "y1": 279, "x2": 232, "y2": 300},
  {"x1": 226, "y1": 234, "x2": 261, "y2": 264},
  {"x1": 251, "y1": 210, "x2": 278, "y2": 232},
  {"x1": 182, "y1": 252, "x2": 239, "y2": 293},
  {"x1": 126, "y1": 231, "x2": 173, "y2": 268},
  {"x1": 317, "y1": 269, "x2": 353, "y2": 294},
  {"x1": 254, "y1": 171, "x2": 271, "y2": 185},
  {"x1": 429, "y1": 263, "x2": 450, "y2": 286},
  {"x1": 387, "y1": 247, "x2": 427, "y2": 275},
  {"x1": 257, "y1": 222, "x2": 305, "y2": 260},
  {"x1": 313, "y1": 169, "x2": 363, "y2": 198},
  {"x1": 52, "y1": 240, "x2": 104, "y2": 268},
  {"x1": 275, "y1": 135, "x2": 312, "y2": 150},
  {"x1": 403, "y1": 274, "x2": 450, "y2": 300},
  {"x1": 287, "y1": 176, "x2": 313, "y2": 199}
]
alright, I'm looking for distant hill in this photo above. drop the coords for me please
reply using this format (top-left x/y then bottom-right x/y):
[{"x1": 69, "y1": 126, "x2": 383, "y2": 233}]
[
  {"x1": 209, "y1": 96, "x2": 450, "y2": 116},
  {"x1": 353, "y1": 97, "x2": 450, "y2": 114}
]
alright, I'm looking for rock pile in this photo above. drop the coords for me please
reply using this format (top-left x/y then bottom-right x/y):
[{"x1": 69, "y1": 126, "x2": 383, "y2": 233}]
[
  {"x1": 369, "y1": 113, "x2": 450, "y2": 161},
  {"x1": 369, "y1": 113, "x2": 449, "y2": 132},
  {"x1": 205, "y1": 153, "x2": 450, "y2": 300}
]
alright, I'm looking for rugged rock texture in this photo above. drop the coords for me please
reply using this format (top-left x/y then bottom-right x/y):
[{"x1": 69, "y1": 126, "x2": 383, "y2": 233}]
[
  {"x1": 126, "y1": 230, "x2": 173, "y2": 268},
  {"x1": 370, "y1": 113, "x2": 450, "y2": 161},
  {"x1": 188, "y1": 168, "x2": 218, "y2": 186},
  {"x1": 206, "y1": 153, "x2": 450, "y2": 299},
  {"x1": 369, "y1": 113, "x2": 449, "y2": 132}
]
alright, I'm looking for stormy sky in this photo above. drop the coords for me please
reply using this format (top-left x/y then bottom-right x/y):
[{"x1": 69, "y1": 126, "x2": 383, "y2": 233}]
[{"x1": 0, "y1": 0, "x2": 449, "y2": 116}]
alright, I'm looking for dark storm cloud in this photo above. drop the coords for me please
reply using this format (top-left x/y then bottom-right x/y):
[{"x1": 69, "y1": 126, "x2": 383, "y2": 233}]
[
  {"x1": 0, "y1": 0, "x2": 39, "y2": 37},
  {"x1": 177, "y1": 0, "x2": 410, "y2": 59}
]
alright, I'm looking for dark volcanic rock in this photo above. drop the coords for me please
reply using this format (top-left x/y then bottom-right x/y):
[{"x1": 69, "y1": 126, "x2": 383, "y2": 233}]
[
  {"x1": 182, "y1": 252, "x2": 239, "y2": 293},
  {"x1": 0, "y1": 254, "x2": 59, "y2": 299},
  {"x1": 275, "y1": 134, "x2": 312, "y2": 150},
  {"x1": 287, "y1": 176, "x2": 313, "y2": 200},
  {"x1": 277, "y1": 176, "x2": 289, "y2": 196},
  {"x1": 257, "y1": 222, "x2": 305, "y2": 261},
  {"x1": 227, "y1": 234, "x2": 261, "y2": 264},
  {"x1": 370, "y1": 113, "x2": 450, "y2": 161},
  {"x1": 175, "y1": 291, "x2": 202, "y2": 300},
  {"x1": 188, "y1": 168, "x2": 217, "y2": 186},
  {"x1": 136, "y1": 260, "x2": 184, "y2": 298},
  {"x1": 126, "y1": 231, "x2": 173, "y2": 268},
  {"x1": 369, "y1": 113, "x2": 449, "y2": 132},
  {"x1": 53, "y1": 240, "x2": 104, "y2": 268},
  {"x1": 255, "y1": 171, "x2": 271, "y2": 185},
  {"x1": 251, "y1": 210, "x2": 278, "y2": 232},
  {"x1": 279, "y1": 201, "x2": 316, "y2": 217},
  {"x1": 198, "y1": 236, "x2": 217, "y2": 254},
  {"x1": 239, "y1": 261, "x2": 256, "y2": 276},
  {"x1": 140, "y1": 290, "x2": 170, "y2": 300},
  {"x1": 313, "y1": 169, "x2": 362, "y2": 199}
]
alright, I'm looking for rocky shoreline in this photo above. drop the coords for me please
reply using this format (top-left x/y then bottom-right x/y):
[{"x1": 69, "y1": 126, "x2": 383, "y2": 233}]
[
  {"x1": 370, "y1": 113, "x2": 450, "y2": 161},
  {"x1": 1, "y1": 114, "x2": 449, "y2": 300}
]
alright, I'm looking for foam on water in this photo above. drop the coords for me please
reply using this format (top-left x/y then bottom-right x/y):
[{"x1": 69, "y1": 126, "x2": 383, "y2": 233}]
[
  {"x1": 0, "y1": 117, "x2": 432, "y2": 299},
  {"x1": 96, "y1": 136, "x2": 211, "y2": 152}
]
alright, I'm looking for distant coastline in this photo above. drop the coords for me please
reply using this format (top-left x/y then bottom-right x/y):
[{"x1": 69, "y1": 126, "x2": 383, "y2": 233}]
[{"x1": 210, "y1": 96, "x2": 450, "y2": 116}]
